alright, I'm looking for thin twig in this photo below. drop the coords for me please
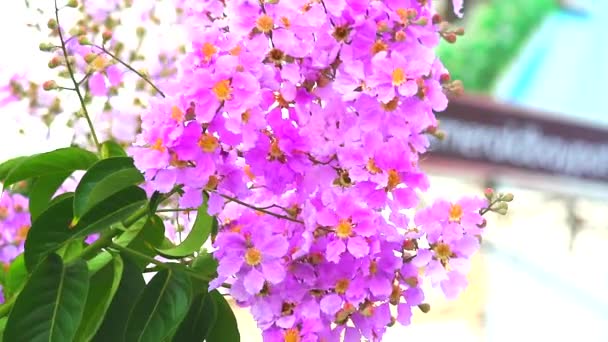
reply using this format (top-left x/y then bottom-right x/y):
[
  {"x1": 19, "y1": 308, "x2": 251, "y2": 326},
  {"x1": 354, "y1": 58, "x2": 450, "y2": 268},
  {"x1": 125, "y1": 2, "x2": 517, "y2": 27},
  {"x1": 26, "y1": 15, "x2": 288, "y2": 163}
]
[
  {"x1": 54, "y1": 0, "x2": 101, "y2": 152},
  {"x1": 92, "y1": 44, "x2": 166, "y2": 98},
  {"x1": 216, "y1": 192, "x2": 304, "y2": 224}
]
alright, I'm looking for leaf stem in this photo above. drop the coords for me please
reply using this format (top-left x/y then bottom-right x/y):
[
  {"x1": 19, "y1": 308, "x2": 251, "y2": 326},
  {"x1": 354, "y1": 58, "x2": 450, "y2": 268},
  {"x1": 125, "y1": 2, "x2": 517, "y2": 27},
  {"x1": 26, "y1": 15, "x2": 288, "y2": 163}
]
[
  {"x1": 109, "y1": 243, "x2": 211, "y2": 282},
  {"x1": 54, "y1": 0, "x2": 101, "y2": 153}
]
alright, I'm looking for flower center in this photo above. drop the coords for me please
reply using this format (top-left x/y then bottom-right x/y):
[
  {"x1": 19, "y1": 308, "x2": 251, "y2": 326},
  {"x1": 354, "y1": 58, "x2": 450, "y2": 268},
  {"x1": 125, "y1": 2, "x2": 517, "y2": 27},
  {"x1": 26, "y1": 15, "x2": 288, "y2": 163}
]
[
  {"x1": 433, "y1": 243, "x2": 452, "y2": 261},
  {"x1": 241, "y1": 110, "x2": 251, "y2": 124},
  {"x1": 369, "y1": 260, "x2": 378, "y2": 275},
  {"x1": 0, "y1": 206, "x2": 8, "y2": 220},
  {"x1": 284, "y1": 328, "x2": 301, "y2": 342},
  {"x1": 335, "y1": 279, "x2": 350, "y2": 294},
  {"x1": 336, "y1": 219, "x2": 353, "y2": 238},
  {"x1": 448, "y1": 203, "x2": 463, "y2": 222},
  {"x1": 381, "y1": 97, "x2": 399, "y2": 111},
  {"x1": 201, "y1": 42, "x2": 217, "y2": 62},
  {"x1": 366, "y1": 158, "x2": 382, "y2": 174},
  {"x1": 392, "y1": 68, "x2": 406, "y2": 86},
  {"x1": 256, "y1": 14, "x2": 274, "y2": 33},
  {"x1": 150, "y1": 138, "x2": 165, "y2": 152},
  {"x1": 170, "y1": 105, "x2": 184, "y2": 122},
  {"x1": 198, "y1": 133, "x2": 219, "y2": 153},
  {"x1": 387, "y1": 169, "x2": 401, "y2": 191},
  {"x1": 91, "y1": 55, "x2": 107, "y2": 71},
  {"x1": 212, "y1": 79, "x2": 232, "y2": 101},
  {"x1": 269, "y1": 140, "x2": 286, "y2": 162},
  {"x1": 16, "y1": 225, "x2": 29, "y2": 243},
  {"x1": 371, "y1": 40, "x2": 388, "y2": 55},
  {"x1": 245, "y1": 247, "x2": 263, "y2": 266}
]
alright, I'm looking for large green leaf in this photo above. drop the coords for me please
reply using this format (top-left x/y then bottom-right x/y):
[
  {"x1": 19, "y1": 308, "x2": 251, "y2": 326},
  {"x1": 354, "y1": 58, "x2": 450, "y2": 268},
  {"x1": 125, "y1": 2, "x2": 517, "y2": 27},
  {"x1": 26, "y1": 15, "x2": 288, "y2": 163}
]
[
  {"x1": 3, "y1": 254, "x2": 89, "y2": 342},
  {"x1": 4, "y1": 255, "x2": 27, "y2": 300},
  {"x1": 100, "y1": 141, "x2": 127, "y2": 159},
  {"x1": 190, "y1": 251, "x2": 218, "y2": 281},
  {"x1": 124, "y1": 269, "x2": 193, "y2": 342},
  {"x1": 172, "y1": 291, "x2": 217, "y2": 342},
  {"x1": 0, "y1": 156, "x2": 27, "y2": 183},
  {"x1": 74, "y1": 256, "x2": 123, "y2": 341},
  {"x1": 3, "y1": 147, "x2": 97, "y2": 186},
  {"x1": 92, "y1": 256, "x2": 145, "y2": 342},
  {"x1": 28, "y1": 172, "x2": 71, "y2": 221},
  {"x1": 156, "y1": 203, "x2": 214, "y2": 258},
  {"x1": 121, "y1": 215, "x2": 165, "y2": 270},
  {"x1": 206, "y1": 291, "x2": 240, "y2": 342},
  {"x1": 25, "y1": 186, "x2": 147, "y2": 270},
  {"x1": 73, "y1": 157, "x2": 144, "y2": 221}
]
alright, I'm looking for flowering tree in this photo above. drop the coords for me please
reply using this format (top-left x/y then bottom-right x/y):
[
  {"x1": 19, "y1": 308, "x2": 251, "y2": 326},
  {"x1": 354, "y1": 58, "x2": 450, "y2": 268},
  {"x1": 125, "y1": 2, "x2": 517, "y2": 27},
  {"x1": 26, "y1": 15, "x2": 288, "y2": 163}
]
[{"x1": 0, "y1": 0, "x2": 512, "y2": 341}]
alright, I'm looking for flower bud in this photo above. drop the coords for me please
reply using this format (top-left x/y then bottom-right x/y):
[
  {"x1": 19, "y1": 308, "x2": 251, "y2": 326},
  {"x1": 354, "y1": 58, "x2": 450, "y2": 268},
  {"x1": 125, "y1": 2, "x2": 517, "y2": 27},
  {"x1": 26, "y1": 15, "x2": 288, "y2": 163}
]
[
  {"x1": 432, "y1": 14, "x2": 443, "y2": 25},
  {"x1": 39, "y1": 42, "x2": 55, "y2": 52},
  {"x1": 84, "y1": 52, "x2": 97, "y2": 64},
  {"x1": 47, "y1": 19, "x2": 58, "y2": 30},
  {"x1": 418, "y1": 303, "x2": 431, "y2": 313},
  {"x1": 455, "y1": 27, "x2": 465, "y2": 36},
  {"x1": 102, "y1": 30, "x2": 113, "y2": 42},
  {"x1": 42, "y1": 80, "x2": 58, "y2": 91},
  {"x1": 501, "y1": 193, "x2": 514, "y2": 202},
  {"x1": 440, "y1": 73, "x2": 451, "y2": 84},
  {"x1": 48, "y1": 56, "x2": 62, "y2": 69},
  {"x1": 66, "y1": 0, "x2": 78, "y2": 7},
  {"x1": 484, "y1": 188, "x2": 494, "y2": 200},
  {"x1": 136, "y1": 26, "x2": 146, "y2": 38},
  {"x1": 444, "y1": 33, "x2": 457, "y2": 43},
  {"x1": 78, "y1": 35, "x2": 91, "y2": 45}
]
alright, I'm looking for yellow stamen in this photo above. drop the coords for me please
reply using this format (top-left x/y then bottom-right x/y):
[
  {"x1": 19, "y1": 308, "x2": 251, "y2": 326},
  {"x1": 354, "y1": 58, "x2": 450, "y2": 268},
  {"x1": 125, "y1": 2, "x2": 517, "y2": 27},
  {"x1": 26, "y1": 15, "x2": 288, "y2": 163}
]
[
  {"x1": 245, "y1": 247, "x2": 263, "y2": 266},
  {"x1": 170, "y1": 105, "x2": 184, "y2": 122},
  {"x1": 433, "y1": 243, "x2": 452, "y2": 261},
  {"x1": 336, "y1": 219, "x2": 353, "y2": 238},
  {"x1": 381, "y1": 97, "x2": 399, "y2": 111},
  {"x1": 198, "y1": 133, "x2": 219, "y2": 153},
  {"x1": 212, "y1": 79, "x2": 232, "y2": 101},
  {"x1": 392, "y1": 67, "x2": 406, "y2": 86},
  {"x1": 151, "y1": 138, "x2": 165, "y2": 152},
  {"x1": 366, "y1": 158, "x2": 382, "y2": 174},
  {"x1": 371, "y1": 40, "x2": 388, "y2": 55},
  {"x1": 91, "y1": 55, "x2": 107, "y2": 71},
  {"x1": 15, "y1": 225, "x2": 29, "y2": 242},
  {"x1": 284, "y1": 328, "x2": 301, "y2": 342},
  {"x1": 335, "y1": 279, "x2": 350, "y2": 294},
  {"x1": 387, "y1": 169, "x2": 400, "y2": 191},
  {"x1": 256, "y1": 14, "x2": 274, "y2": 33},
  {"x1": 201, "y1": 42, "x2": 217, "y2": 62},
  {"x1": 448, "y1": 203, "x2": 463, "y2": 222}
]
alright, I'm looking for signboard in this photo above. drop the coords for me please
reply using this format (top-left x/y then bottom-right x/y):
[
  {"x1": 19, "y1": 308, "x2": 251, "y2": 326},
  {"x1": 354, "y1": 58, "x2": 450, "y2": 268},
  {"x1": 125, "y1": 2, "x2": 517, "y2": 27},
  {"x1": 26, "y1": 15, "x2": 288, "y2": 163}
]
[{"x1": 428, "y1": 96, "x2": 608, "y2": 184}]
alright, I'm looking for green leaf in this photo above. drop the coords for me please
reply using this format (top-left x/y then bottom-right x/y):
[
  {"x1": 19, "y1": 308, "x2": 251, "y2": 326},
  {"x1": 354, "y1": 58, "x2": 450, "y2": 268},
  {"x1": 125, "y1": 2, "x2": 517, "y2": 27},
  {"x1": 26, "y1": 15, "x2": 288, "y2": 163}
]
[
  {"x1": 4, "y1": 255, "x2": 27, "y2": 299},
  {"x1": 156, "y1": 203, "x2": 214, "y2": 258},
  {"x1": 100, "y1": 141, "x2": 127, "y2": 159},
  {"x1": 206, "y1": 291, "x2": 240, "y2": 342},
  {"x1": 73, "y1": 157, "x2": 144, "y2": 220},
  {"x1": 25, "y1": 186, "x2": 146, "y2": 270},
  {"x1": 125, "y1": 269, "x2": 193, "y2": 342},
  {"x1": 172, "y1": 291, "x2": 217, "y2": 342},
  {"x1": 0, "y1": 156, "x2": 27, "y2": 183},
  {"x1": 4, "y1": 147, "x2": 97, "y2": 186},
  {"x1": 57, "y1": 238, "x2": 85, "y2": 261},
  {"x1": 74, "y1": 256, "x2": 123, "y2": 341},
  {"x1": 191, "y1": 251, "x2": 218, "y2": 281},
  {"x1": 29, "y1": 172, "x2": 71, "y2": 221},
  {"x1": 122, "y1": 215, "x2": 165, "y2": 270},
  {"x1": 3, "y1": 254, "x2": 89, "y2": 342},
  {"x1": 92, "y1": 256, "x2": 145, "y2": 342},
  {"x1": 0, "y1": 317, "x2": 6, "y2": 342}
]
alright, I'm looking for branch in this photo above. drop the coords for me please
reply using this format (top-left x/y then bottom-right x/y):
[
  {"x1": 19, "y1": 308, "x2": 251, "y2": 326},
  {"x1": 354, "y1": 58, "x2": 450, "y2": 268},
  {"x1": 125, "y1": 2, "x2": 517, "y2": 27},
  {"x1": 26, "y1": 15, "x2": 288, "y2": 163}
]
[
  {"x1": 92, "y1": 44, "x2": 166, "y2": 98},
  {"x1": 54, "y1": 0, "x2": 101, "y2": 152}
]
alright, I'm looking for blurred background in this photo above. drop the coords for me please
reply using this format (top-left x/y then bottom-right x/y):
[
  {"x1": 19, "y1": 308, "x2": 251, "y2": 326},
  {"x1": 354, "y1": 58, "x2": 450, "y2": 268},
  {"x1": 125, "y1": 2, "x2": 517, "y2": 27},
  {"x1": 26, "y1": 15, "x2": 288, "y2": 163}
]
[{"x1": 2, "y1": 0, "x2": 608, "y2": 341}]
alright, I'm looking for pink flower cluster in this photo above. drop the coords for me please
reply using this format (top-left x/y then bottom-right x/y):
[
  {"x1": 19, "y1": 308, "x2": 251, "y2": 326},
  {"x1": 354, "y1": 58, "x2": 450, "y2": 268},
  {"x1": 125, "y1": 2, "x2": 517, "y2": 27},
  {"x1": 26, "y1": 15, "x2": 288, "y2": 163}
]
[
  {"x1": 132, "y1": 0, "x2": 486, "y2": 340},
  {"x1": 0, "y1": 191, "x2": 30, "y2": 266}
]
